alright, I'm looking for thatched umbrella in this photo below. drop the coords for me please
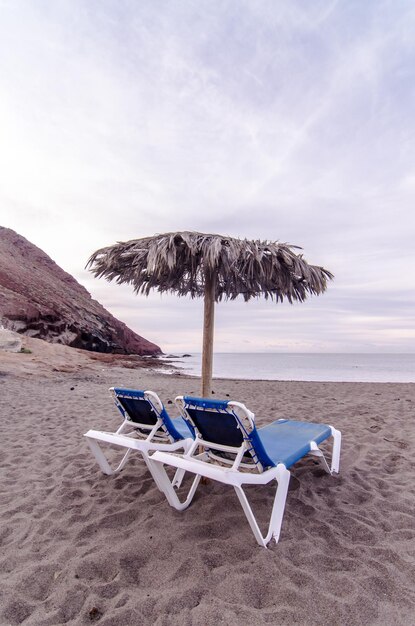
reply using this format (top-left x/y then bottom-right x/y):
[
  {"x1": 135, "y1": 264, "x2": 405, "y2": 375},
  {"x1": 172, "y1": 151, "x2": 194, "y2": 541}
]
[{"x1": 87, "y1": 231, "x2": 333, "y2": 396}]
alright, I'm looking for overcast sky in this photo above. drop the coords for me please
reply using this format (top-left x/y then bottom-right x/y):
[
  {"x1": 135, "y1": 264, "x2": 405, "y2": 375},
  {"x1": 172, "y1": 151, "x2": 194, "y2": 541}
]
[{"x1": 1, "y1": 0, "x2": 415, "y2": 353}]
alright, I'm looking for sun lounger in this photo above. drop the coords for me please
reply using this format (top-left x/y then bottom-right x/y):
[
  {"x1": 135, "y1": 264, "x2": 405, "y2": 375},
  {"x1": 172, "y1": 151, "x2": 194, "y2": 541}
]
[
  {"x1": 151, "y1": 396, "x2": 341, "y2": 547},
  {"x1": 84, "y1": 388, "x2": 194, "y2": 491}
]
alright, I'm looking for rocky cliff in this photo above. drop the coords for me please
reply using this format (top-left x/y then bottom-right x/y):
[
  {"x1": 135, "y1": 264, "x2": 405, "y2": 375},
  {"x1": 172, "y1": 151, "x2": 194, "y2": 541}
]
[{"x1": 0, "y1": 227, "x2": 161, "y2": 355}]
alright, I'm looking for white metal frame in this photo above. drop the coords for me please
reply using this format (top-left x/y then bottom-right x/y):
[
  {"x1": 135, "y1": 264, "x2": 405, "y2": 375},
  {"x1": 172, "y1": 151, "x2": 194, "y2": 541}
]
[
  {"x1": 84, "y1": 389, "x2": 193, "y2": 492},
  {"x1": 149, "y1": 396, "x2": 341, "y2": 547}
]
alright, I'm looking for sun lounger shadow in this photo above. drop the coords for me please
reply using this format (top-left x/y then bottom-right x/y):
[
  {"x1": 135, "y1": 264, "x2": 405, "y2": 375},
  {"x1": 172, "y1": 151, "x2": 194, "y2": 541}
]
[
  {"x1": 151, "y1": 396, "x2": 341, "y2": 547},
  {"x1": 84, "y1": 388, "x2": 195, "y2": 492}
]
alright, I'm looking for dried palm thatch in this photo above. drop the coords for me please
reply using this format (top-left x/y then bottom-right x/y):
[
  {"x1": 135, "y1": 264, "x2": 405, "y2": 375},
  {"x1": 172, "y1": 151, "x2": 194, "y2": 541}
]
[
  {"x1": 87, "y1": 231, "x2": 333, "y2": 395},
  {"x1": 87, "y1": 231, "x2": 333, "y2": 303}
]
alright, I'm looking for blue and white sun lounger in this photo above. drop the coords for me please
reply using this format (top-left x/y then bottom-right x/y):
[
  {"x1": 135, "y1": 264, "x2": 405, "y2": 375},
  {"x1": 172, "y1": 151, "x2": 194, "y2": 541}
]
[
  {"x1": 151, "y1": 396, "x2": 341, "y2": 547},
  {"x1": 84, "y1": 388, "x2": 194, "y2": 491}
]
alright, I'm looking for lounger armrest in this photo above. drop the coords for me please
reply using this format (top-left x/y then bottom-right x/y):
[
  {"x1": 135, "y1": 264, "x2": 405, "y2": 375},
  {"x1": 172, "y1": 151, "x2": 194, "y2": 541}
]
[
  {"x1": 151, "y1": 451, "x2": 285, "y2": 486},
  {"x1": 84, "y1": 430, "x2": 192, "y2": 453}
]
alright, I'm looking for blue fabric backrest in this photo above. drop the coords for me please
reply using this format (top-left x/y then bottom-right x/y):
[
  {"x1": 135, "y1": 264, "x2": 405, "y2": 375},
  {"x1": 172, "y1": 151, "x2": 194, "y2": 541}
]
[
  {"x1": 182, "y1": 396, "x2": 276, "y2": 469},
  {"x1": 182, "y1": 396, "x2": 244, "y2": 447},
  {"x1": 113, "y1": 388, "x2": 186, "y2": 441},
  {"x1": 113, "y1": 389, "x2": 157, "y2": 425}
]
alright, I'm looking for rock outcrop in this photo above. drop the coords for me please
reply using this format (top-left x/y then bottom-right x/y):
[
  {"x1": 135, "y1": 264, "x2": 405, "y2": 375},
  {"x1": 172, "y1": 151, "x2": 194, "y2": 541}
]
[
  {"x1": 0, "y1": 328, "x2": 23, "y2": 352},
  {"x1": 0, "y1": 227, "x2": 161, "y2": 355}
]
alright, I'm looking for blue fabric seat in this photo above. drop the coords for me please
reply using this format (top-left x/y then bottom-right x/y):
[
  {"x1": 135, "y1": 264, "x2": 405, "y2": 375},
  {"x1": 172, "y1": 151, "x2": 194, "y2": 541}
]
[
  {"x1": 171, "y1": 416, "x2": 194, "y2": 439},
  {"x1": 257, "y1": 420, "x2": 332, "y2": 469}
]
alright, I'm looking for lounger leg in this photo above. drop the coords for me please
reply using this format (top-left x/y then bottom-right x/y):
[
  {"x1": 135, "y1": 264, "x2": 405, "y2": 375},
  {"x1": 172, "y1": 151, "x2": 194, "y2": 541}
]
[
  {"x1": 139, "y1": 454, "x2": 168, "y2": 492},
  {"x1": 268, "y1": 466, "x2": 291, "y2": 544},
  {"x1": 233, "y1": 465, "x2": 291, "y2": 548},
  {"x1": 308, "y1": 443, "x2": 331, "y2": 474},
  {"x1": 172, "y1": 468, "x2": 186, "y2": 489},
  {"x1": 160, "y1": 439, "x2": 197, "y2": 490},
  {"x1": 330, "y1": 427, "x2": 341, "y2": 473},
  {"x1": 86, "y1": 438, "x2": 132, "y2": 475},
  {"x1": 148, "y1": 459, "x2": 201, "y2": 511},
  {"x1": 86, "y1": 439, "x2": 184, "y2": 493},
  {"x1": 309, "y1": 427, "x2": 342, "y2": 475}
]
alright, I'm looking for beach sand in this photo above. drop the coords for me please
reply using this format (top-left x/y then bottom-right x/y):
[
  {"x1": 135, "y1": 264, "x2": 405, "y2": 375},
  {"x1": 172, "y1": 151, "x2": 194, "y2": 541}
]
[{"x1": 1, "y1": 338, "x2": 414, "y2": 625}]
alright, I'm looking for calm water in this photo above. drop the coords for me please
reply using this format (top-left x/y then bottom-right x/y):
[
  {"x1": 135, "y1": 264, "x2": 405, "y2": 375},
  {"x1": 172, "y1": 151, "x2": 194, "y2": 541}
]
[{"x1": 163, "y1": 353, "x2": 415, "y2": 383}]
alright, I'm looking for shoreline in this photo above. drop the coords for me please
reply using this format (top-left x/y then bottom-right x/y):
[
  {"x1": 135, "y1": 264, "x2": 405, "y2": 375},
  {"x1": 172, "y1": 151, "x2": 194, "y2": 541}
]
[
  {"x1": 157, "y1": 368, "x2": 415, "y2": 386},
  {"x1": 160, "y1": 352, "x2": 415, "y2": 385}
]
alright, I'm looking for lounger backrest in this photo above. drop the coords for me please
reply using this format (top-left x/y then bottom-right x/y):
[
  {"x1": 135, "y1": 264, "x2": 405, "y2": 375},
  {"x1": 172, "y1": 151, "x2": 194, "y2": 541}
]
[
  {"x1": 178, "y1": 397, "x2": 252, "y2": 443},
  {"x1": 184, "y1": 406, "x2": 244, "y2": 447},
  {"x1": 177, "y1": 396, "x2": 276, "y2": 471},
  {"x1": 113, "y1": 389, "x2": 158, "y2": 425},
  {"x1": 111, "y1": 388, "x2": 186, "y2": 441}
]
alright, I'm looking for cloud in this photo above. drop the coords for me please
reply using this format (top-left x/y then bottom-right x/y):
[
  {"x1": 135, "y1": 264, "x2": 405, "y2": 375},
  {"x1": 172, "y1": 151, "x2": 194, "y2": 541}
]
[{"x1": 0, "y1": 0, "x2": 414, "y2": 352}]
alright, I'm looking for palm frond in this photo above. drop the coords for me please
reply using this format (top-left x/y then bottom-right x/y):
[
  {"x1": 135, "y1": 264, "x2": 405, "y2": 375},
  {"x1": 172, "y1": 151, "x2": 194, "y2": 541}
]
[{"x1": 87, "y1": 231, "x2": 333, "y2": 302}]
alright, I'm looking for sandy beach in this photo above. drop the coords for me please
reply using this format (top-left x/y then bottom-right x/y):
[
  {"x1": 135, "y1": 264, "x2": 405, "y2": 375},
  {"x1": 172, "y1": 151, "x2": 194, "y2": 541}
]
[{"x1": 1, "y1": 338, "x2": 415, "y2": 625}]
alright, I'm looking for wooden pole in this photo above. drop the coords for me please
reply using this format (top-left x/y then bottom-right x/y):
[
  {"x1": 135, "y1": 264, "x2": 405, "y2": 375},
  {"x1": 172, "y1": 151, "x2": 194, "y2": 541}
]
[{"x1": 201, "y1": 270, "x2": 216, "y2": 397}]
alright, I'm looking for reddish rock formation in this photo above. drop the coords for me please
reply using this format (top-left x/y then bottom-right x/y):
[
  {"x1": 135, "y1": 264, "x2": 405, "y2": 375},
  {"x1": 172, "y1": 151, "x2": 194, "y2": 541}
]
[{"x1": 0, "y1": 226, "x2": 161, "y2": 355}]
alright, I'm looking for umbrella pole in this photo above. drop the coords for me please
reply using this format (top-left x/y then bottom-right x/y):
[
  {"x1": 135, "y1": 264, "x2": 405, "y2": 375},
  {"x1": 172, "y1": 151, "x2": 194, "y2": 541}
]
[{"x1": 201, "y1": 271, "x2": 216, "y2": 397}]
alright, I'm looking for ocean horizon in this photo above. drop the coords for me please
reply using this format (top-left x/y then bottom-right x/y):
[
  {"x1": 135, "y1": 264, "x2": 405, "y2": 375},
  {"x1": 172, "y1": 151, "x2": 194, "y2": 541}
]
[{"x1": 160, "y1": 352, "x2": 415, "y2": 383}]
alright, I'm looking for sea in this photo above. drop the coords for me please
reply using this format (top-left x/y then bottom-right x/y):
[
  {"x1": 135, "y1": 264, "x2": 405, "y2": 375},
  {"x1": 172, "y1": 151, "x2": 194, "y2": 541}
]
[{"x1": 161, "y1": 353, "x2": 415, "y2": 383}]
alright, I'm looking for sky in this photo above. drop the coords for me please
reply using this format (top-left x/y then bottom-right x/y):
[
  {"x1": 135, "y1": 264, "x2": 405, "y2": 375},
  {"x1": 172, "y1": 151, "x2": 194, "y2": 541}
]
[{"x1": 1, "y1": 0, "x2": 415, "y2": 354}]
